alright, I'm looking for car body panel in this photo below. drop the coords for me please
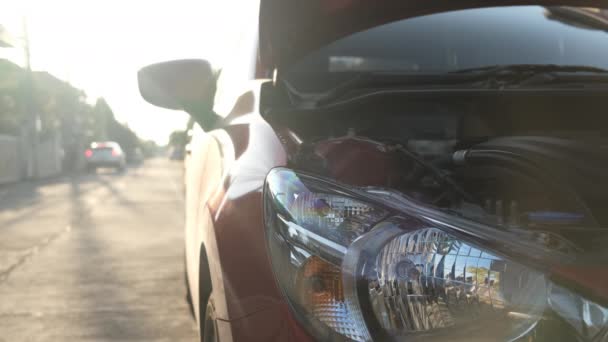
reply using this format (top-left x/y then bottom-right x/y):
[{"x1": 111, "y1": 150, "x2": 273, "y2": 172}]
[
  {"x1": 216, "y1": 303, "x2": 312, "y2": 342},
  {"x1": 260, "y1": 0, "x2": 607, "y2": 68},
  {"x1": 185, "y1": 79, "x2": 312, "y2": 339}
]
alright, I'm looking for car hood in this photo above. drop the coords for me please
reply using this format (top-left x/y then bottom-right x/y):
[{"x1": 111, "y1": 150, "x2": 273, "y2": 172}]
[{"x1": 259, "y1": 0, "x2": 606, "y2": 70}]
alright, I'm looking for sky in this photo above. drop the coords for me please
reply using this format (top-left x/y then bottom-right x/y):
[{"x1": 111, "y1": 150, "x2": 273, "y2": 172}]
[{"x1": 0, "y1": 0, "x2": 248, "y2": 144}]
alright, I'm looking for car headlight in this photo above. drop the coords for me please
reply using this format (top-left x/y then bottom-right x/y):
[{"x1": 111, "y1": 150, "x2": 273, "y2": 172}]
[{"x1": 264, "y1": 168, "x2": 607, "y2": 341}]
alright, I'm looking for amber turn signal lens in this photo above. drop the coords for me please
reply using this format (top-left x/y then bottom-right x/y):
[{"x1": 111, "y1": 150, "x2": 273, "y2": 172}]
[
  {"x1": 299, "y1": 256, "x2": 344, "y2": 305},
  {"x1": 296, "y1": 256, "x2": 364, "y2": 340}
]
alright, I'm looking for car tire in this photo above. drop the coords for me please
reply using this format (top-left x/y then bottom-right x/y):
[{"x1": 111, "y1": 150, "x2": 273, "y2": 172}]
[
  {"x1": 198, "y1": 247, "x2": 215, "y2": 342},
  {"x1": 201, "y1": 300, "x2": 218, "y2": 342},
  {"x1": 86, "y1": 166, "x2": 96, "y2": 173},
  {"x1": 184, "y1": 258, "x2": 195, "y2": 318}
]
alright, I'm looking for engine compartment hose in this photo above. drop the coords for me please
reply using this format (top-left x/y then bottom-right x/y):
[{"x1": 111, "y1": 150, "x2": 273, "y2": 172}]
[
  {"x1": 456, "y1": 149, "x2": 598, "y2": 227},
  {"x1": 395, "y1": 145, "x2": 476, "y2": 203}
]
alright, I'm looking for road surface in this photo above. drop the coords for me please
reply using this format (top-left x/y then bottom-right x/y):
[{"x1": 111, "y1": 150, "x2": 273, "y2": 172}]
[{"x1": 0, "y1": 159, "x2": 198, "y2": 341}]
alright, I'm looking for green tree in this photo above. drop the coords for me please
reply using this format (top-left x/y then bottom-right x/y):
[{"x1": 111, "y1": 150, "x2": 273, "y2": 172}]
[
  {"x1": 91, "y1": 98, "x2": 141, "y2": 155},
  {"x1": 0, "y1": 59, "x2": 27, "y2": 134},
  {"x1": 91, "y1": 98, "x2": 113, "y2": 140},
  {"x1": 169, "y1": 129, "x2": 188, "y2": 148},
  {"x1": 0, "y1": 59, "x2": 149, "y2": 167},
  {"x1": 140, "y1": 139, "x2": 159, "y2": 157}
]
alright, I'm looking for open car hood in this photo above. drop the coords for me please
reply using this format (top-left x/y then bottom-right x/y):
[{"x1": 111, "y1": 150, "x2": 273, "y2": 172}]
[{"x1": 259, "y1": 0, "x2": 608, "y2": 70}]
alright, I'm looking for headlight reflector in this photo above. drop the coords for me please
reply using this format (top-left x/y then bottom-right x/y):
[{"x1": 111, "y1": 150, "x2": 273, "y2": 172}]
[{"x1": 342, "y1": 226, "x2": 548, "y2": 341}]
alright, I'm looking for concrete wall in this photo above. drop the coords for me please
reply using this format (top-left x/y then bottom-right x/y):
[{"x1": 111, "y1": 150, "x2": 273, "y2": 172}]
[
  {"x1": 0, "y1": 134, "x2": 20, "y2": 184},
  {"x1": 0, "y1": 134, "x2": 63, "y2": 185},
  {"x1": 36, "y1": 135, "x2": 62, "y2": 179}
]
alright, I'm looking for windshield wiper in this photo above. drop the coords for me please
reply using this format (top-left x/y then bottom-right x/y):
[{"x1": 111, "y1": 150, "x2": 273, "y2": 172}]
[
  {"x1": 450, "y1": 64, "x2": 608, "y2": 88},
  {"x1": 290, "y1": 64, "x2": 608, "y2": 108},
  {"x1": 451, "y1": 64, "x2": 608, "y2": 75}
]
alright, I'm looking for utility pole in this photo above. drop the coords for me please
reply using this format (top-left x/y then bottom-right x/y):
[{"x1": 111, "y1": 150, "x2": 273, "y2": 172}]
[{"x1": 22, "y1": 16, "x2": 38, "y2": 179}]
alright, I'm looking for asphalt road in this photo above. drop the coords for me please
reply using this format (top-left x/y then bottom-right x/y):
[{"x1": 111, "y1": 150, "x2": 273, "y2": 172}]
[{"x1": 0, "y1": 159, "x2": 198, "y2": 342}]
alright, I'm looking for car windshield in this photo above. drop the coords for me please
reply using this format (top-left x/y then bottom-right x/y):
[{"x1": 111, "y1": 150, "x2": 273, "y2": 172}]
[{"x1": 286, "y1": 6, "x2": 608, "y2": 91}]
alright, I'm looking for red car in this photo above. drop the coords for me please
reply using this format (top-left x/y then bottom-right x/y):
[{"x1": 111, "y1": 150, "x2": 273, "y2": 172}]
[{"x1": 138, "y1": 1, "x2": 608, "y2": 341}]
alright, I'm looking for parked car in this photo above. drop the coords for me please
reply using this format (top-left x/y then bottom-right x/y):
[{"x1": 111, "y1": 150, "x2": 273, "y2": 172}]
[
  {"x1": 84, "y1": 141, "x2": 126, "y2": 172},
  {"x1": 138, "y1": 1, "x2": 608, "y2": 341}
]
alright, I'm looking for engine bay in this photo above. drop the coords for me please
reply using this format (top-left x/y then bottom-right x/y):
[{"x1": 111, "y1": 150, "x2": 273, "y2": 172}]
[
  {"x1": 280, "y1": 96, "x2": 608, "y2": 252},
  {"x1": 290, "y1": 134, "x2": 608, "y2": 252}
]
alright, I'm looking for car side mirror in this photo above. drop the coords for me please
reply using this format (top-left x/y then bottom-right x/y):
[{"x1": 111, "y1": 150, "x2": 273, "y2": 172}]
[{"x1": 138, "y1": 59, "x2": 218, "y2": 129}]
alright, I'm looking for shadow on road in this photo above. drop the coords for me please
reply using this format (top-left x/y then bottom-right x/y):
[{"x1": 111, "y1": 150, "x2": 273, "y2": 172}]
[
  {"x1": 66, "y1": 176, "x2": 157, "y2": 339},
  {"x1": 64, "y1": 162, "x2": 192, "y2": 341},
  {"x1": 0, "y1": 159, "x2": 197, "y2": 341},
  {"x1": 0, "y1": 164, "x2": 144, "y2": 230}
]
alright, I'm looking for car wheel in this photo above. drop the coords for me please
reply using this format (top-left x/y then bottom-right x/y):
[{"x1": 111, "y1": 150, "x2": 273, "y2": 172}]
[
  {"x1": 184, "y1": 258, "x2": 195, "y2": 318},
  {"x1": 86, "y1": 166, "x2": 96, "y2": 173},
  {"x1": 197, "y1": 247, "x2": 214, "y2": 341},
  {"x1": 201, "y1": 300, "x2": 218, "y2": 342}
]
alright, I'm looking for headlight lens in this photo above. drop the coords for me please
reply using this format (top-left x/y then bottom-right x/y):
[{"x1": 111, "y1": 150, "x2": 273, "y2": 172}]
[
  {"x1": 342, "y1": 226, "x2": 547, "y2": 341},
  {"x1": 264, "y1": 169, "x2": 606, "y2": 341}
]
